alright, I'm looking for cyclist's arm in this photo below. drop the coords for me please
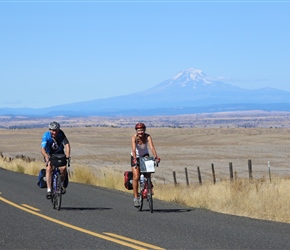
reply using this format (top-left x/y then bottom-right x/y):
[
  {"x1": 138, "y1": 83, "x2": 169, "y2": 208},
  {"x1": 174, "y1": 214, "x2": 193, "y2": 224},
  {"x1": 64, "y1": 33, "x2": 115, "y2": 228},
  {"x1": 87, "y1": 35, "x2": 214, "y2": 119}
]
[
  {"x1": 131, "y1": 134, "x2": 137, "y2": 159},
  {"x1": 41, "y1": 147, "x2": 49, "y2": 163},
  {"x1": 61, "y1": 131, "x2": 71, "y2": 158},
  {"x1": 147, "y1": 135, "x2": 158, "y2": 158},
  {"x1": 41, "y1": 132, "x2": 50, "y2": 162},
  {"x1": 64, "y1": 142, "x2": 71, "y2": 159}
]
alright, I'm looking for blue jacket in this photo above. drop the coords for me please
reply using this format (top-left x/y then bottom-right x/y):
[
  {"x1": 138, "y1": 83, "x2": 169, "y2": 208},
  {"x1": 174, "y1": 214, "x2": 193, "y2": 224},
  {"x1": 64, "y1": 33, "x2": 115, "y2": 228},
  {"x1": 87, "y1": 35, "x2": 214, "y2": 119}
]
[{"x1": 41, "y1": 129, "x2": 69, "y2": 155}]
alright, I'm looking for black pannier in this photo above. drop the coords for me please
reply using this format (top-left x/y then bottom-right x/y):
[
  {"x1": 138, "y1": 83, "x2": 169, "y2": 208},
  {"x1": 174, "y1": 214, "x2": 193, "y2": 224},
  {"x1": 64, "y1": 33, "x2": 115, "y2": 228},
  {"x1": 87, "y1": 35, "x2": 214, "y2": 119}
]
[{"x1": 50, "y1": 154, "x2": 67, "y2": 167}]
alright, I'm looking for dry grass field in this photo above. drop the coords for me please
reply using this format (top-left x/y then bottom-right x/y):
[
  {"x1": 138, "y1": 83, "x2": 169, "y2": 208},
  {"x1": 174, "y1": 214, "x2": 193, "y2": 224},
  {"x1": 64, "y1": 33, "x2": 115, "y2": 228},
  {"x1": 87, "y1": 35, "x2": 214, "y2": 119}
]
[
  {"x1": 1, "y1": 124, "x2": 290, "y2": 185},
  {"x1": 2, "y1": 112, "x2": 290, "y2": 223}
]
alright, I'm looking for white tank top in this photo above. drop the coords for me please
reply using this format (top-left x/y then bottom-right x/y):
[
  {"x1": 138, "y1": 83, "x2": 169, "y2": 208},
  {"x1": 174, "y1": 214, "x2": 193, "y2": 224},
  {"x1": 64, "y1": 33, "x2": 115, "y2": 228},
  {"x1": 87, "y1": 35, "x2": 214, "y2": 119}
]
[
  {"x1": 135, "y1": 142, "x2": 149, "y2": 157},
  {"x1": 131, "y1": 134, "x2": 149, "y2": 157}
]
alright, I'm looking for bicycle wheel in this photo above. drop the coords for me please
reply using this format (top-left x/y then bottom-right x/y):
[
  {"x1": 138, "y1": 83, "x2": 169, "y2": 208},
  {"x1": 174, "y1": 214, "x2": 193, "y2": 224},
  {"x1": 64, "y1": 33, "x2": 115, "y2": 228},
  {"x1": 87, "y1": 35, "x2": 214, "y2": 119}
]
[
  {"x1": 51, "y1": 177, "x2": 56, "y2": 208},
  {"x1": 55, "y1": 174, "x2": 62, "y2": 211},
  {"x1": 138, "y1": 182, "x2": 144, "y2": 211},
  {"x1": 138, "y1": 193, "x2": 143, "y2": 211},
  {"x1": 147, "y1": 178, "x2": 153, "y2": 213},
  {"x1": 51, "y1": 193, "x2": 56, "y2": 208}
]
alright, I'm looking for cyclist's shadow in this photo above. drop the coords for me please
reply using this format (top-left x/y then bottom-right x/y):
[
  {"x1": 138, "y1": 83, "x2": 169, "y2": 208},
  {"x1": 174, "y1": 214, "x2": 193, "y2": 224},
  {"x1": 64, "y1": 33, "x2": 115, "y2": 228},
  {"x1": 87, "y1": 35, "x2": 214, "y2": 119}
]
[
  {"x1": 140, "y1": 208, "x2": 193, "y2": 213},
  {"x1": 60, "y1": 207, "x2": 112, "y2": 211}
]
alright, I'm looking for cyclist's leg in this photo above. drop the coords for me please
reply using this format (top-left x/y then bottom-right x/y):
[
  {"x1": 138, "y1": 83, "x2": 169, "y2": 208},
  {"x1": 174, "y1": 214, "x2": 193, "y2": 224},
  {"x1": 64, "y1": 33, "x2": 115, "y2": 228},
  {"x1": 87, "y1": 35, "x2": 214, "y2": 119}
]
[
  {"x1": 46, "y1": 163, "x2": 52, "y2": 199},
  {"x1": 59, "y1": 166, "x2": 67, "y2": 181},
  {"x1": 59, "y1": 165, "x2": 67, "y2": 194},
  {"x1": 132, "y1": 166, "x2": 140, "y2": 206}
]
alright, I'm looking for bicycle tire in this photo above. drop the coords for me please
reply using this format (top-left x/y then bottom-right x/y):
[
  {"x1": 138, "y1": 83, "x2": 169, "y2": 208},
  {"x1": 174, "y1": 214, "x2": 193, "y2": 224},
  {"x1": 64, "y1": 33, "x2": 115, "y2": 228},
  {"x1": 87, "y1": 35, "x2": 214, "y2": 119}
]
[
  {"x1": 138, "y1": 179, "x2": 144, "y2": 211},
  {"x1": 51, "y1": 194, "x2": 55, "y2": 208},
  {"x1": 55, "y1": 174, "x2": 62, "y2": 211},
  {"x1": 147, "y1": 177, "x2": 153, "y2": 213},
  {"x1": 51, "y1": 175, "x2": 56, "y2": 209},
  {"x1": 138, "y1": 193, "x2": 143, "y2": 211}
]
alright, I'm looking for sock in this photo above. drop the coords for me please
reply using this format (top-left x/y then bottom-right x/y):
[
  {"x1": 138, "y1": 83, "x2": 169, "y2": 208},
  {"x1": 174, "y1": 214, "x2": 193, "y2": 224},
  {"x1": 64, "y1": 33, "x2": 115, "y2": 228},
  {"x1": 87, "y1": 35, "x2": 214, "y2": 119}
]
[{"x1": 47, "y1": 188, "x2": 51, "y2": 192}]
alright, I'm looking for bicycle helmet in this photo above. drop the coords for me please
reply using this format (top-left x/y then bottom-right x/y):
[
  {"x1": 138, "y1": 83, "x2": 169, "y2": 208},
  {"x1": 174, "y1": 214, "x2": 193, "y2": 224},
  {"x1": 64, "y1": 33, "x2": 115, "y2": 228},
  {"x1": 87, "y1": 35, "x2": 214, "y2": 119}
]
[
  {"x1": 49, "y1": 121, "x2": 60, "y2": 130},
  {"x1": 135, "y1": 122, "x2": 146, "y2": 130}
]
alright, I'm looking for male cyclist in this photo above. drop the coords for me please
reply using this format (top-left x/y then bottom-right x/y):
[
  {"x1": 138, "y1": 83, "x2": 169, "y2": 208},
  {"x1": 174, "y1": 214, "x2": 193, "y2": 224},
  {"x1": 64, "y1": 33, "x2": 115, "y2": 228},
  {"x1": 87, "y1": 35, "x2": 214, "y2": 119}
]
[
  {"x1": 41, "y1": 121, "x2": 71, "y2": 199},
  {"x1": 131, "y1": 122, "x2": 160, "y2": 207}
]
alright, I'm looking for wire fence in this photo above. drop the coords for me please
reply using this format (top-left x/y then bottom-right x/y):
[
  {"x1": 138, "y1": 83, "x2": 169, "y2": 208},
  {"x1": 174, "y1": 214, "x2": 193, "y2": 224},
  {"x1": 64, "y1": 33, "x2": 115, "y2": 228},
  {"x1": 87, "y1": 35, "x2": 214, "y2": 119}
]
[{"x1": 162, "y1": 159, "x2": 290, "y2": 186}]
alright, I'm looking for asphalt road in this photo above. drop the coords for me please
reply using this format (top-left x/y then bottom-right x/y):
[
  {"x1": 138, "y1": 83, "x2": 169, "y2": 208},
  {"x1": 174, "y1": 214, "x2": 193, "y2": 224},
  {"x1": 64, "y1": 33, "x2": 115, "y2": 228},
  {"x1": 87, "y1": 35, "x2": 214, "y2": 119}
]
[{"x1": 1, "y1": 168, "x2": 290, "y2": 250}]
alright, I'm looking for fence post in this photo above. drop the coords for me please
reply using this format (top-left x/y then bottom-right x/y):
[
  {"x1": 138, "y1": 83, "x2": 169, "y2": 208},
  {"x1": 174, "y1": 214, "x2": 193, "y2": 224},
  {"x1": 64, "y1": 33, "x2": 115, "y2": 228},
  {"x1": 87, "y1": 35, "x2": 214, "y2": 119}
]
[
  {"x1": 211, "y1": 163, "x2": 216, "y2": 184},
  {"x1": 268, "y1": 161, "x2": 271, "y2": 183},
  {"x1": 248, "y1": 159, "x2": 253, "y2": 180},
  {"x1": 197, "y1": 166, "x2": 202, "y2": 185},
  {"x1": 185, "y1": 167, "x2": 189, "y2": 186},
  {"x1": 229, "y1": 162, "x2": 234, "y2": 181},
  {"x1": 173, "y1": 171, "x2": 177, "y2": 185}
]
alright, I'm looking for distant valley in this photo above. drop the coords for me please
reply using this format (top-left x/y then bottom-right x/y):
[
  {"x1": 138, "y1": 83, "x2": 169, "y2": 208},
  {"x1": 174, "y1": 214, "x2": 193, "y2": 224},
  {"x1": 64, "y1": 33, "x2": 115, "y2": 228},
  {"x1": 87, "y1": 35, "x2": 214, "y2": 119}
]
[{"x1": 1, "y1": 111, "x2": 290, "y2": 129}]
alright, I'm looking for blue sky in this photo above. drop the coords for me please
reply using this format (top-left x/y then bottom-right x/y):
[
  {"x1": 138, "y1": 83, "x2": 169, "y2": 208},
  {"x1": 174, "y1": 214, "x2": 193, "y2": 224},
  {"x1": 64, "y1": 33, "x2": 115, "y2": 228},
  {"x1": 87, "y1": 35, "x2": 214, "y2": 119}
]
[{"x1": 1, "y1": 0, "x2": 289, "y2": 109}]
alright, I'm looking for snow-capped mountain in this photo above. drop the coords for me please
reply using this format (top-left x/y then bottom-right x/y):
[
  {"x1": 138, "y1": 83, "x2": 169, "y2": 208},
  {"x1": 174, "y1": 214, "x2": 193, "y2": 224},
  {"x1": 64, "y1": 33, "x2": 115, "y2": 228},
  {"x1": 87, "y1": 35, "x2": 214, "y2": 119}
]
[
  {"x1": 1, "y1": 68, "x2": 290, "y2": 116},
  {"x1": 156, "y1": 68, "x2": 219, "y2": 88},
  {"x1": 143, "y1": 68, "x2": 241, "y2": 95}
]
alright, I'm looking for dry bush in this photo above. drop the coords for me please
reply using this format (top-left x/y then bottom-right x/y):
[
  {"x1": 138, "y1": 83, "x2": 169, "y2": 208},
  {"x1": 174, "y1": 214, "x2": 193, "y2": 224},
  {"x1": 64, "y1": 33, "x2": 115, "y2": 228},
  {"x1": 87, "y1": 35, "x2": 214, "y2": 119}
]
[{"x1": 0, "y1": 157, "x2": 40, "y2": 176}]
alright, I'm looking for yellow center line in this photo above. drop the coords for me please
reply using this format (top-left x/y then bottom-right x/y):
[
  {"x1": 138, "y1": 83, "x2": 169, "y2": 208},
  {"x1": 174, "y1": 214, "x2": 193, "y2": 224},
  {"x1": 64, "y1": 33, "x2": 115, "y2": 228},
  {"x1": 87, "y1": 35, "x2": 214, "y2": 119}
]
[
  {"x1": 0, "y1": 196, "x2": 162, "y2": 250},
  {"x1": 21, "y1": 204, "x2": 40, "y2": 211},
  {"x1": 104, "y1": 232, "x2": 165, "y2": 250}
]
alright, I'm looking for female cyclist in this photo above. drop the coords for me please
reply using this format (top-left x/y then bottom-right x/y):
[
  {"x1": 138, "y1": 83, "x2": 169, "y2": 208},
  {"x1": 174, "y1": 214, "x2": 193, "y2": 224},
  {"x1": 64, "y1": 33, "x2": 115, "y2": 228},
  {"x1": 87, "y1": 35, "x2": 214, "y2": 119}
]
[{"x1": 130, "y1": 122, "x2": 160, "y2": 207}]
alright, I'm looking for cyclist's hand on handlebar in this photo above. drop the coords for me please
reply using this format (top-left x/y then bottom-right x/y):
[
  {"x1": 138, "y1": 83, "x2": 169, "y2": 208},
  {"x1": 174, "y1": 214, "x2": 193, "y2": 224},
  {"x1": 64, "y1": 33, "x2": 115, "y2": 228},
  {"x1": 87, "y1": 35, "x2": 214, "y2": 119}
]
[
  {"x1": 155, "y1": 157, "x2": 161, "y2": 164},
  {"x1": 45, "y1": 156, "x2": 49, "y2": 166},
  {"x1": 66, "y1": 156, "x2": 71, "y2": 167}
]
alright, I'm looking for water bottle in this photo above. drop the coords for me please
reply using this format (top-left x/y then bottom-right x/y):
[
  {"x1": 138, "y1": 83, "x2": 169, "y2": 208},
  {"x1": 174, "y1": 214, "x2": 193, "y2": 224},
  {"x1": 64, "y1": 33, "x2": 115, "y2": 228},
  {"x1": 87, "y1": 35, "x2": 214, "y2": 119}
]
[
  {"x1": 142, "y1": 188, "x2": 147, "y2": 198},
  {"x1": 142, "y1": 182, "x2": 148, "y2": 198},
  {"x1": 140, "y1": 174, "x2": 144, "y2": 187}
]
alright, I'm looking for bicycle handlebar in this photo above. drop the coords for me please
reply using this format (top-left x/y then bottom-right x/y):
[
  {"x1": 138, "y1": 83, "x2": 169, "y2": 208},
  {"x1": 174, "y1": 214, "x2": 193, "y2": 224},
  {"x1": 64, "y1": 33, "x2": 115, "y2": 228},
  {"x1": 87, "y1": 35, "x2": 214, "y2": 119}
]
[
  {"x1": 46, "y1": 156, "x2": 71, "y2": 167},
  {"x1": 133, "y1": 159, "x2": 159, "y2": 169},
  {"x1": 67, "y1": 157, "x2": 70, "y2": 167}
]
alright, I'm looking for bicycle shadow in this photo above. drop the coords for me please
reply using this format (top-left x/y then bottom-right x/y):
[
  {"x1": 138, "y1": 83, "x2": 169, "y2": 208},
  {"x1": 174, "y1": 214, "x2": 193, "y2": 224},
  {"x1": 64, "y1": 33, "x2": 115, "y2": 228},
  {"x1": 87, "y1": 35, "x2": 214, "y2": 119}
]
[
  {"x1": 60, "y1": 207, "x2": 112, "y2": 211},
  {"x1": 140, "y1": 208, "x2": 192, "y2": 213}
]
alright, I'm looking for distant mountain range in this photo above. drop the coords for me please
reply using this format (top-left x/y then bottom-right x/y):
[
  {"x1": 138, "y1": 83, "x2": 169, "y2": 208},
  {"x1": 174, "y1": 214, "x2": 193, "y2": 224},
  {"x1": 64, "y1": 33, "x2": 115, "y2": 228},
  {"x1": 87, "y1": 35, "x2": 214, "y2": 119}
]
[{"x1": 2, "y1": 68, "x2": 290, "y2": 117}]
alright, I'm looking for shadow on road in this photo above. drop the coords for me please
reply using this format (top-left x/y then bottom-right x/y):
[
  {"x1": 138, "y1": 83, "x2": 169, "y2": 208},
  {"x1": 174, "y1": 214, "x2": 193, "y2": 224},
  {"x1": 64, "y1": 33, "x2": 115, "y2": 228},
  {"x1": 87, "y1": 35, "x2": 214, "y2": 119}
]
[
  {"x1": 60, "y1": 207, "x2": 112, "y2": 211},
  {"x1": 140, "y1": 208, "x2": 192, "y2": 213}
]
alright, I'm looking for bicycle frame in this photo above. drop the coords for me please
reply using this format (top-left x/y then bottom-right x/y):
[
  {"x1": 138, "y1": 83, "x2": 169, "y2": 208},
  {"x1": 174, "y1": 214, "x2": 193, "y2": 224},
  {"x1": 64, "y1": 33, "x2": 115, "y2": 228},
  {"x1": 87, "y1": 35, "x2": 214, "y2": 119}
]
[
  {"x1": 137, "y1": 157, "x2": 158, "y2": 213},
  {"x1": 138, "y1": 172, "x2": 153, "y2": 213},
  {"x1": 51, "y1": 165, "x2": 62, "y2": 211},
  {"x1": 49, "y1": 156, "x2": 69, "y2": 211}
]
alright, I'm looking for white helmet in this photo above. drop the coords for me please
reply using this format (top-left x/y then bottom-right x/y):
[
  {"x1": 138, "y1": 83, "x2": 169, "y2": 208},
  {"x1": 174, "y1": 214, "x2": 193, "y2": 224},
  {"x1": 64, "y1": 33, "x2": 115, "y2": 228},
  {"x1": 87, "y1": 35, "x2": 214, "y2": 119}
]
[{"x1": 48, "y1": 121, "x2": 60, "y2": 130}]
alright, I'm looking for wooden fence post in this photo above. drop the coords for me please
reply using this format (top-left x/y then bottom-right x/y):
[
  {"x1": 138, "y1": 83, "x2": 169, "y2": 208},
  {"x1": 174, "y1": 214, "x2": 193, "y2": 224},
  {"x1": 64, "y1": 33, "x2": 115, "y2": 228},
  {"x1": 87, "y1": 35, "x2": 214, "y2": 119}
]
[
  {"x1": 197, "y1": 166, "x2": 202, "y2": 185},
  {"x1": 173, "y1": 171, "x2": 177, "y2": 185},
  {"x1": 211, "y1": 163, "x2": 216, "y2": 184},
  {"x1": 248, "y1": 159, "x2": 253, "y2": 180},
  {"x1": 268, "y1": 161, "x2": 271, "y2": 183},
  {"x1": 229, "y1": 162, "x2": 234, "y2": 181},
  {"x1": 185, "y1": 167, "x2": 189, "y2": 186}
]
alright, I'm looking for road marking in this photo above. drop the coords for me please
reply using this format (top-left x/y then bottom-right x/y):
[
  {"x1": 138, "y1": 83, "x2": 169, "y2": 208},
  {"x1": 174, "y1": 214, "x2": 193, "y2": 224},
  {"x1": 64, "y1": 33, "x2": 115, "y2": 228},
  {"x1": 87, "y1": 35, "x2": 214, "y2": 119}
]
[
  {"x1": 105, "y1": 232, "x2": 165, "y2": 250},
  {"x1": 21, "y1": 204, "x2": 40, "y2": 211},
  {"x1": 0, "y1": 196, "x2": 163, "y2": 250}
]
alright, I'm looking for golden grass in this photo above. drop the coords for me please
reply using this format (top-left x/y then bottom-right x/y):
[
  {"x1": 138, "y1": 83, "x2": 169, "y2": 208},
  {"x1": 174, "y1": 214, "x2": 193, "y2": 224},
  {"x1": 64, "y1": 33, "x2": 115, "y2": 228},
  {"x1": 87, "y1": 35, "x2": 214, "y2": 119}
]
[{"x1": 2, "y1": 157, "x2": 290, "y2": 223}]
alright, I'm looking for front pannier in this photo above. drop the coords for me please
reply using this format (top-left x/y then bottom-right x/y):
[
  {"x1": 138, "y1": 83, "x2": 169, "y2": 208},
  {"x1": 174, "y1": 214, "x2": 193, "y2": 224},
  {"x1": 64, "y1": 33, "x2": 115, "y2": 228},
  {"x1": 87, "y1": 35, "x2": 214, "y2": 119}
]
[
  {"x1": 50, "y1": 154, "x2": 67, "y2": 167},
  {"x1": 139, "y1": 157, "x2": 155, "y2": 173}
]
